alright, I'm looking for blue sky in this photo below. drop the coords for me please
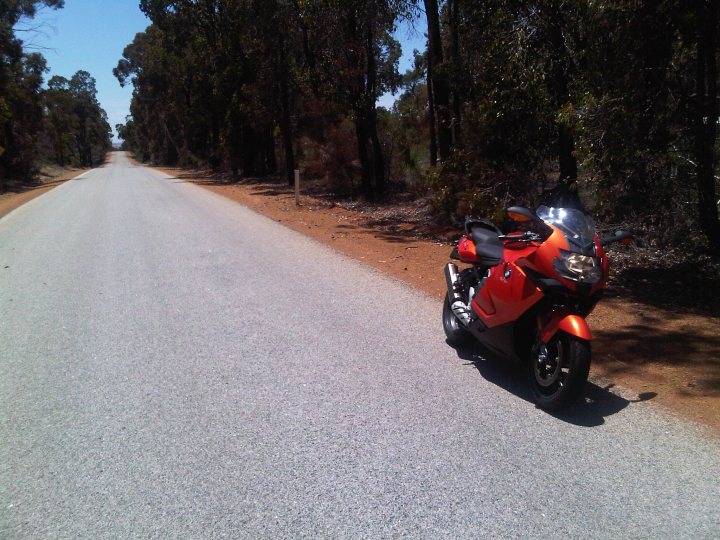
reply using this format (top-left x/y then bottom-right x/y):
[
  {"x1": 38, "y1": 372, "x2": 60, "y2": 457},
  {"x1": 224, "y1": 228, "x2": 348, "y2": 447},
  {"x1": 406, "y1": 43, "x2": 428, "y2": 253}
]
[
  {"x1": 380, "y1": 16, "x2": 426, "y2": 108},
  {"x1": 24, "y1": 1, "x2": 425, "y2": 142},
  {"x1": 25, "y1": 0, "x2": 151, "y2": 141}
]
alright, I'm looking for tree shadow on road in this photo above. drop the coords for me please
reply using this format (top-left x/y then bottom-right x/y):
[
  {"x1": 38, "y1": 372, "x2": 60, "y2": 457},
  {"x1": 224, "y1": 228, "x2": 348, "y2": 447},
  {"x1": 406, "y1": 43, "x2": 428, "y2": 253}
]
[{"x1": 448, "y1": 341, "x2": 657, "y2": 427}]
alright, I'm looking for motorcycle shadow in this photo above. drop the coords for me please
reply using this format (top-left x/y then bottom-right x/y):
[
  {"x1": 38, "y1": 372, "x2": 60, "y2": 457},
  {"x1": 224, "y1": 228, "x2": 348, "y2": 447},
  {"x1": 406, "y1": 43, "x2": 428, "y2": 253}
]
[{"x1": 448, "y1": 341, "x2": 657, "y2": 428}]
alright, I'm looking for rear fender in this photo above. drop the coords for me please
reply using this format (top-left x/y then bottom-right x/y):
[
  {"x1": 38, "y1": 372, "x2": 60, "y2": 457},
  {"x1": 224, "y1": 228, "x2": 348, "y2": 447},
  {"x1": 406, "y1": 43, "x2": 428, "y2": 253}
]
[{"x1": 540, "y1": 313, "x2": 591, "y2": 343}]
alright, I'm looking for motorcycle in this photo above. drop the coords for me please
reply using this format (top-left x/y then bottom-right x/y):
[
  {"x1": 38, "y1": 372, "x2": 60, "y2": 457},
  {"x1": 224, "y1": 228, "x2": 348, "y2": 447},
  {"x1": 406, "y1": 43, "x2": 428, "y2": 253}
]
[{"x1": 443, "y1": 205, "x2": 633, "y2": 410}]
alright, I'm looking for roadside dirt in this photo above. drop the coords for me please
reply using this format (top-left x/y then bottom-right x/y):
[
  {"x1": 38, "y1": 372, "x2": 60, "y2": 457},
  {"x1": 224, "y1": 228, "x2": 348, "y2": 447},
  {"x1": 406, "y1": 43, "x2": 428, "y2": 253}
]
[
  {"x1": 159, "y1": 166, "x2": 720, "y2": 435},
  {"x1": 0, "y1": 165, "x2": 87, "y2": 219}
]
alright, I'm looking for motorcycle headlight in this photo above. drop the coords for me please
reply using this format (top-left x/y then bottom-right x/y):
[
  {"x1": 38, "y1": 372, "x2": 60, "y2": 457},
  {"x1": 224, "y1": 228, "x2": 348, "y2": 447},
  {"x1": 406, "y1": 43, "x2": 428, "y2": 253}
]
[{"x1": 554, "y1": 251, "x2": 603, "y2": 284}]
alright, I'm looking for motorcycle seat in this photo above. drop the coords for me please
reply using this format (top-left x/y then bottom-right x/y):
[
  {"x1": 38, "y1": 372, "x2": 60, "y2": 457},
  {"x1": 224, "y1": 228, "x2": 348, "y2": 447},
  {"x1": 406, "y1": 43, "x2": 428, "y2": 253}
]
[{"x1": 470, "y1": 226, "x2": 503, "y2": 267}]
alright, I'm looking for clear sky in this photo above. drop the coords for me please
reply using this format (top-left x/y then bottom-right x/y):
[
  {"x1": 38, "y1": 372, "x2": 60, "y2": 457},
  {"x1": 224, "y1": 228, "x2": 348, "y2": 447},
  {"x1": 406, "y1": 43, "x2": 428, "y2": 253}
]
[
  {"x1": 23, "y1": 1, "x2": 425, "y2": 142},
  {"x1": 25, "y1": 0, "x2": 151, "y2": 142},
  {"x1": 379, "y1": 16, "x2": 426, "y2": 109}
]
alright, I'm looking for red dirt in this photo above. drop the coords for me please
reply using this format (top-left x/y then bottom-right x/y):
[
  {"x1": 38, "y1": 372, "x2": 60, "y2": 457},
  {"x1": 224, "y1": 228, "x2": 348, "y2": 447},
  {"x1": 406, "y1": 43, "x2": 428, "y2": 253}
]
[
  {"x1": 0, "y1": 166, "x2": 87, "y2": 219},
  {"x1": 158, "y1": 166, "x2": 720, "y2": 435}
]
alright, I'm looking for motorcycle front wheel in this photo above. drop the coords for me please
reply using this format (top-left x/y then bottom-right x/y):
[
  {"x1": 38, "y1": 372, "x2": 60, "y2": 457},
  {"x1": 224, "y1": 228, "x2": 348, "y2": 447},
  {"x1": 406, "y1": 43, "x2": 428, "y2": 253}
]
[{"x1": 529, "y1": 332, "x2": 590, "y2": 411}]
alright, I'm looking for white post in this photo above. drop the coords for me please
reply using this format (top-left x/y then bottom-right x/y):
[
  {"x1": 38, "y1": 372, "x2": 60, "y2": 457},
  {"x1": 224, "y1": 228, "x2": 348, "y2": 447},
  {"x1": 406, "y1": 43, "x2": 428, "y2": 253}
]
[{"x1": 294, "y1": 169, "x2": 300, "y2": 206}]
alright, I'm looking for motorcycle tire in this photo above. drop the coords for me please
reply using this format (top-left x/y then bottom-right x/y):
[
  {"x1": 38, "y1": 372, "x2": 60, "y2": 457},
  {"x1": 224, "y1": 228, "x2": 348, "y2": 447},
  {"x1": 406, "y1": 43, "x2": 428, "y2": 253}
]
[
  {"x1": 529, "y1": 332, "x2": 590, "y2": 411},
  {"x1": 442, "y1": 296, "x2": 473, "y2": 346}
]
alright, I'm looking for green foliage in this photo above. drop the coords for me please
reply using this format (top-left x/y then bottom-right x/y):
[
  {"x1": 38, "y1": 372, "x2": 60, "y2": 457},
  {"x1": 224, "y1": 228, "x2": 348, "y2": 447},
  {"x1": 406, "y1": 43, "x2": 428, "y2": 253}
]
[
  {"x1": 412, "y1": 0, "x2": 719, "y2": 249},
  {"x1": 115, "y1": 0, "x2": 720, "y2": 249},
  {"x1": 117, "y1": 0, "x2": 410, "y2": 199},
  {"x1": 0, "y1": 0, "x2": 110, "y2": 190},
  {"x1": 305, "y1": 121, "x2": 360, "y2": 194},
  {"x1": 41, "y1": 71, "x2": 112, "y2": 167},
  {"x1": 421, "y1": 150, "x2": 506, "y2": 221}
]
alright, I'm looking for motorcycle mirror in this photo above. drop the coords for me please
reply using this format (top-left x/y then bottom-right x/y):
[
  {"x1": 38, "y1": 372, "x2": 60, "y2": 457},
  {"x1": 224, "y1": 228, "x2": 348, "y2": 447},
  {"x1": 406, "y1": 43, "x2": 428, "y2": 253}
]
[
  {"x1": 506, "y1": 206, "x2": 535, "y2": 223},
  {"x1": 617, "y1": 230, "x2": 635, "y2": 245},
  {"x1": 601, "y1": 230, "x2": 635, "y2": 247}
]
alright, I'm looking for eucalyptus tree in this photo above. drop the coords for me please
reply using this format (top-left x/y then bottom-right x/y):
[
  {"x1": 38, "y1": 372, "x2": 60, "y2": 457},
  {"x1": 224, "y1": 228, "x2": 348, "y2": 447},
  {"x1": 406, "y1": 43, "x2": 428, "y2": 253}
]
[
  {"x1": 122, "y1": 0, "x2": 407, "y2": 200},
  {"x1": 0, "y1": 0, "x2": 64, "y2": 189},
  {"x1": 423, "y1": 0, "x2": 452, "y2": 162},
  {"x1": 691, "y1": 0, "x2": 720, "y2": 248},
  {"x1": 294, "y1": 0, "x2": 403, "y2": 200},
  {"x1": 129, "y1": 1, "x2": 296, "y2": 177}
]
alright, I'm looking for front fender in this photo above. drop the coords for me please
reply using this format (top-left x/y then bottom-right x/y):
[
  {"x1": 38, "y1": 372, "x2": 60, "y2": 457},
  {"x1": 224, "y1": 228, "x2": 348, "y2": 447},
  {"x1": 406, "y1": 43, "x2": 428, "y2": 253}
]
[{"x1": 540, "y1": 313, "x2": 591, "y2": 343}]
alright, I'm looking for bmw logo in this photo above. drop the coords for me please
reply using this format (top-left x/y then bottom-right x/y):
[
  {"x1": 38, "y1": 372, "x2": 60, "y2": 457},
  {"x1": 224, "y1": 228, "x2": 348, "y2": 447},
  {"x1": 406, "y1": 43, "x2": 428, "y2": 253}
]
[{"x1": 504, "y1": 268, "x2": 512, "y2": 279}]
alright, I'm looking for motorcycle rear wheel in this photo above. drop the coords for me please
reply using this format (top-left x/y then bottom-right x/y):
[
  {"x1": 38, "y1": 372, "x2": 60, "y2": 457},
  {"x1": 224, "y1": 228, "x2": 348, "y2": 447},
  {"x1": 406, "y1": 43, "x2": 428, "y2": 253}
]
[
  {"x1": 442, "y1": 296, "x2": 473, "y2": 346},
  {"x1": 529, "y1": 332, "x2": 590, "y2": 411}
]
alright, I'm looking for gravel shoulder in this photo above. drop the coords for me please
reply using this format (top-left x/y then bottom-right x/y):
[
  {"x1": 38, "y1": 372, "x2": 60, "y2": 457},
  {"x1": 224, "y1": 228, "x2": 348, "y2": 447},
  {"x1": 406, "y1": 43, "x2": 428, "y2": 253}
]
[
  {"x1": 0, "y1": 165, "x2": 88, "y2": 219},
  {"x1": 158, "y1": 167, "x2": 720, "y2": 436}
]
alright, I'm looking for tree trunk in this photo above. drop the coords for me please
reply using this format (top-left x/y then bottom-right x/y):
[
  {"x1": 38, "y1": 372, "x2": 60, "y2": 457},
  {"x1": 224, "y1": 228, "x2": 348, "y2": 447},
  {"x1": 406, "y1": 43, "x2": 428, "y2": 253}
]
[
  {"x1": 163, "y1": 119, "x2": 181, "y2": 166},
  {"x1": 273, "y1": 2, "x2": 296, "y2": 185},
  {"x1": 279, "y1": 54, "x2": 295, "y2": 186},
  {"x1": 354, "y1": 109, "x2": 374, "y2": 201},
  {"x1": 229, "y1": 131, "x2": 240, "y2": 180},
  {"x1": 557, "y1": 124, "x2": 578, "y2": 184},
  {"x1": 210, "y1": 108, "x2": 221, "y2": 170},
  {"x1": 226, "y1": 106, "x2": 241, "y2": 181},
  {"x1": 57, "y1": 142, "x2": 65, "y2": 167},
  {"x1": 242, "y1": 124, "x2": 257, "y2": 177},
  {"x1": 449, "y1": 0, "x2": 462, "y2": 148},
  {"x1": 546, "y1": 3, "x2": 579, "y2": 202},
  {"x1": 694, "y1": 0, "x2": 720, "y2": 249},
  {"x1": 368, "y1": 105, "x2": 385, "y2": 197},
  {"x1": 292, "y1": 0, "x2": 320, "y2": 98},
  {"x1": 365, "y1": 3, "x2": 385, "y2": 197},
  {"x1": 264, "y1": 129, "x2": 277, "y2": 174},
  {"x1": 424, "y1": 0, "x2": 452, "y2": 161},
  {"x1": 346, "y1": 5, "x2": 375, "y2": 200},
  {"x1": 427, "y1": 49, "x2": 438, "y2": 166}
]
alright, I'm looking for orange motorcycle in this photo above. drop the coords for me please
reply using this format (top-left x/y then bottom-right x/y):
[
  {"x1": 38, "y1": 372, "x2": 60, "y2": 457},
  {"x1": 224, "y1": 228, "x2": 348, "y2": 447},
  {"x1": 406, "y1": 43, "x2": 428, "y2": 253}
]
[{"x1": 443, "y1": 206, "x2": 633, "y2": 410}]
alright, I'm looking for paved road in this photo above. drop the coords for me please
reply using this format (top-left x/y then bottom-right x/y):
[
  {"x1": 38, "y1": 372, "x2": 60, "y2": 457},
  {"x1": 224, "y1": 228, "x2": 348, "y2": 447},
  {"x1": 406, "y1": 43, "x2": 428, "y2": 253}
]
[{"x1": 1, "y1": 152, "x2": 718, "y2": 538}]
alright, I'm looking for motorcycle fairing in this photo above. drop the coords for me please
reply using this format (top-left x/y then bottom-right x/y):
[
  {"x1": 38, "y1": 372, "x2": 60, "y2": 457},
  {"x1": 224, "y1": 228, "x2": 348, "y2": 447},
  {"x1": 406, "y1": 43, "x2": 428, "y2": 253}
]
[
  {"x1": 468, "y1": 320, "x2": 519, "y2": 360},
  {"x1": 471, "y1": 260, "x2": 544, "y2": 327},
  {"x1": 512, "y1": 225, "x2": 609, "y2": 296},
  {"x1": 540, "y1": 312, "x2": 592, "y2": 342}
]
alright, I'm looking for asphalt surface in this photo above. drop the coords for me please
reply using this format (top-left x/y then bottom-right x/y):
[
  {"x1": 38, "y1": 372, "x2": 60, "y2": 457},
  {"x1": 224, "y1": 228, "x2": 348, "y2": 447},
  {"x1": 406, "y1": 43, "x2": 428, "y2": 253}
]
[{"x1": 1, "y1": 152, "x2": 719, "y2": 538}]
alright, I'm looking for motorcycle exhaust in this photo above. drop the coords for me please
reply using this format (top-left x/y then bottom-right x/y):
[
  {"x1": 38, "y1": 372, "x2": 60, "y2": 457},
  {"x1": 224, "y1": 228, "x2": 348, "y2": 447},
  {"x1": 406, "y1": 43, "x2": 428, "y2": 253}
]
[
  {"x1": 445, "y1": 263, "x2": 462, "y2": 303},
  {"x1": 445, "y1": 263, "x2": 473, "y2": 326}
]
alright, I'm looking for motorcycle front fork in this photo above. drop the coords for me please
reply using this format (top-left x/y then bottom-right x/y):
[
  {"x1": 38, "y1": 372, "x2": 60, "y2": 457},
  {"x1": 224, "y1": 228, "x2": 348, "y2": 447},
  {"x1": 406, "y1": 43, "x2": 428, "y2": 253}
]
[{"x1": 469, "y1": 266, "x2": 490, "y2": 304}]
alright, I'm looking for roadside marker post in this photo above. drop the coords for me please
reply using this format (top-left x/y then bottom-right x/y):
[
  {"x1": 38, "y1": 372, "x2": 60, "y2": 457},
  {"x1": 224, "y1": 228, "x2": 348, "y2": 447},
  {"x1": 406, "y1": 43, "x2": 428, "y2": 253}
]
[{"x1": 294, "y1": 169, "x2": 300, "y2": 206}]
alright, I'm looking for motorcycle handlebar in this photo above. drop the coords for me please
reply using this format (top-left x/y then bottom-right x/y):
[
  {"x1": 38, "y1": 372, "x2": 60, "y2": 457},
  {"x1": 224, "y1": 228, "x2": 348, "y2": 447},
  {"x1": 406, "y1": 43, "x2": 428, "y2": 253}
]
[{"x1": 499, "y1": 232, "x2": 542, "y2": 242}]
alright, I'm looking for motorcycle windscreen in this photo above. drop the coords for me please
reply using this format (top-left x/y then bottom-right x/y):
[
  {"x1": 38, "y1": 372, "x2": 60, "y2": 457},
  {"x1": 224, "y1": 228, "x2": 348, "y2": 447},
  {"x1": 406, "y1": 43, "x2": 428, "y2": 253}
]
[{"x1": 536, "y1": 206, "x2": 596, "y2": 255}]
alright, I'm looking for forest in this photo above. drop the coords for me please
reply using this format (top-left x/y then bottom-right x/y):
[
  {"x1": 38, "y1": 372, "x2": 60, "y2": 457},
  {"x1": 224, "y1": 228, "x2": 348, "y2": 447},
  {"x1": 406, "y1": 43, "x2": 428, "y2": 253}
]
[
  {"x1": 114, "y1": 1, "x2": 720, "y2": 252},
  {"x1": 0, "y1": 0, "x2": 112, "y2": 193},
  {"x1": 0, "y1": 0, "x2": 703, "y2": 254}
]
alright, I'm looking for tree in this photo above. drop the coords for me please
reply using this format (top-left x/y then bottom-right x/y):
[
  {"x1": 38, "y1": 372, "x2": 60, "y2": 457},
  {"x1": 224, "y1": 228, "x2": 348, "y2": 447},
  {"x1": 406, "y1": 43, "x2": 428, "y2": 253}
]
[
  {"x1": 0, "y1": 1, "x2": 64, "y2": 190},
  {"x1": 0, "y1": 1, "x2": 108, "y2": 188},
  {"x1": 692, "y1": 0, "x2": 720, "y2": 248},
  {"x1": 44, "y1": 75, "x2": 74, "y2": 166},
  {"x1": 292, "y1": 0, "x2": 402, "y2": 199},
  {"x1": 115, "y1": 0, "x2": 720, "y2": 249},
  {"x1": 424, "y1": 0, "x2": 452, "y2": 162},
  {"x1": 122, "y1": 0, "x2": 404, "y2": 200}
]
